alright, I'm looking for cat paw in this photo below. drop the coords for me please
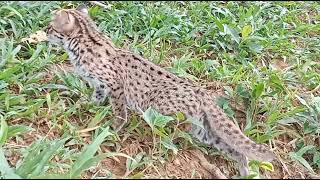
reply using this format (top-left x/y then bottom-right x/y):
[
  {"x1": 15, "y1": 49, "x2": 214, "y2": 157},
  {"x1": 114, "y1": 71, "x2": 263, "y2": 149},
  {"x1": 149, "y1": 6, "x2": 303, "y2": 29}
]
[{"x1": 111, "y1": 117, "x2": 127, "y2": 132}]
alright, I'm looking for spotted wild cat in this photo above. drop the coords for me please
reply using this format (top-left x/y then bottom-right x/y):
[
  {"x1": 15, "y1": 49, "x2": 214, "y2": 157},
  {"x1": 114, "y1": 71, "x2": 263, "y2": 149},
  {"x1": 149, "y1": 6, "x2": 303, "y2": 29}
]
[{"x1": 45, "y1": 5, "x2": 275, "y2": 177}]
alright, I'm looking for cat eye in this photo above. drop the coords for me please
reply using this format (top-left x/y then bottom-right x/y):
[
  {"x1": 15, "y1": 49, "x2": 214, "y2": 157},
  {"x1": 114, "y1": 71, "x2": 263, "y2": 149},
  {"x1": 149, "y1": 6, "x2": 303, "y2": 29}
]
[
  {"x1": 44, "y1": 25, "x2": 59, "y2": 34},
  {"x1": 44, "y1": 25, "x2": 52, "y2": 34}
]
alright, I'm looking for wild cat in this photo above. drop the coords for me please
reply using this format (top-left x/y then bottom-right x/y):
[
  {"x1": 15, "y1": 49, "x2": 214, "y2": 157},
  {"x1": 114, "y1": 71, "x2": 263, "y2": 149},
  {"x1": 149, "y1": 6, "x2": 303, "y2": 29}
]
[{"x1": 45, "y1": 5, "x2": 275, "y2": 177}]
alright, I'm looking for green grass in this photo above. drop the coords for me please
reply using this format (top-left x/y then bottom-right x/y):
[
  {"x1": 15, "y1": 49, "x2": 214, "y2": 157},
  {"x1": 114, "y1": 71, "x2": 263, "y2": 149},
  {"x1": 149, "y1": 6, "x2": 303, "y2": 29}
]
[{"x1": 0, "y1": 1, "x2": 319, "y2": 179}]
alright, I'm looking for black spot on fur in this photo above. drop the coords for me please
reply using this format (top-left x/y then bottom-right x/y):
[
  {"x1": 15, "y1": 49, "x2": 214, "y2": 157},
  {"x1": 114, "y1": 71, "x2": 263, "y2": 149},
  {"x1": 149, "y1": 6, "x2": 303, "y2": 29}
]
[
  {"x1": 197, "y1": 129, "x2": 202, "y2": 135},
  {"x1": 106, "y1": 49, "x2": 110, "y2": 56},
  {"x1": 215, "y1": 138, "x2": 220, "y2": 145}
]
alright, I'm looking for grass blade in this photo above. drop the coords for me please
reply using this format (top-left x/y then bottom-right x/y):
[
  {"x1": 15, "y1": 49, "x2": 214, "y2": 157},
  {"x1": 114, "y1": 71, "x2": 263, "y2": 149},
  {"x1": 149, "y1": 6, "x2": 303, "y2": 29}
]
[
  {"x1": 69, "y1": 127, "x2": 113, "y2": 178},
  {"x1": 0, "y1": 148, "x2": 22, "y2": 179}
]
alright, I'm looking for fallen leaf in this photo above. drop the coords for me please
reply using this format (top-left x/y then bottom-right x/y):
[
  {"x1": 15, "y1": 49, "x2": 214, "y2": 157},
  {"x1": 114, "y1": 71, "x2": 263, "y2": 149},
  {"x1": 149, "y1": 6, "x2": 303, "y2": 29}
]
[{"x1": 21, "y1": 30, "x2": 47, "y2": 44}]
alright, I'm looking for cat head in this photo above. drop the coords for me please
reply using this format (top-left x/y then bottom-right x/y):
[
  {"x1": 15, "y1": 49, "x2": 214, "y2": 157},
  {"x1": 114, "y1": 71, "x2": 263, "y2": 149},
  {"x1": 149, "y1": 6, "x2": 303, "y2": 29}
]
[{"x1": 45, "y1": 5, "x2": 91, "y2": 45}]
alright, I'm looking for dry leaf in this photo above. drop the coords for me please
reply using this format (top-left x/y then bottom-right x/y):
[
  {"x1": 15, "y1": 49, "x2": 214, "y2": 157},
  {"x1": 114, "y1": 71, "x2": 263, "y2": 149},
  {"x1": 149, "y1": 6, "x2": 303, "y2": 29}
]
[{"x1": 21, "y1": 30, "x2": 48, "y2": 44}]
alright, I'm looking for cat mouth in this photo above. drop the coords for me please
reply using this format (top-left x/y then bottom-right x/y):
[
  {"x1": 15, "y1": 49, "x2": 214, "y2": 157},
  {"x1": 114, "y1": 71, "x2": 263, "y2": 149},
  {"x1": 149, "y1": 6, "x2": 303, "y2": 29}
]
[{"x1": 46, "y1": 35, "x2": 63, "y2": 46}]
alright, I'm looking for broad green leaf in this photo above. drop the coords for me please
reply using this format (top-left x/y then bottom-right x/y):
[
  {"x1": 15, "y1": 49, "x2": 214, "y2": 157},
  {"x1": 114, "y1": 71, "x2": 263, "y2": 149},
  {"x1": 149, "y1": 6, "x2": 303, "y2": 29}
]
[
  {"x1": 242, "y1": 25, "x2": 252, "y2": 38},
  {"x1": 18, "y1": 99, "x2": 46, "y2": 117},
  {"x1": 0, "y1": 80, "x2": 8, "y2": 90},
  {"x1": 143, "y1": 107, "x2": 157, "y2": 130},
  {"x1": 185, "y1": 117, "x2": 204, "y2": 130},
  {"x1": 235, "y1": 84, "x2": 250, "y2": 98},
  {"x1": 30, "y1": 138, "x2": 69, "y2": 177},
  {"x1": 252, "y1": 83, "x2": 264, "y2": 99},
  {"x1": 224, "y1": 25, "x2": 240, "y2": 44},
  {"x1": 143, "y1": 107, "x2": 174, "y2": 130},
  {"x1": 176, "y1": 129, "x2": 193, "y2": 144},
  {"x1": 175, "y1": 112, "x2": 185, "y2": 121},
  {"x1": 126, "y1": 152, "x2": 145, "y2": 171},
  {"x1": 15, "y1": 140, "x2": 48, "y2": 177},
  {"x1": 313, "y1": 152, "x2": 320, "y2": 168},
  {"x1": 268, "y1": 74, "x2": 284, "y2": 92},
  {"x1": 87, "y1": 106, "x2": 111, "y2": 128},
  {"x1": 45, "y1": 93, "x2": 52, "y2": 110},
  {"x1": 312, "y1": 96, "x2": 320, "y2": 112},
  {"x1": 295, "y1": 95, "x2": 308, "y2": 107},
  {"x1": 154, "y1": 115, "x2": 174, "y2": 129},
  {"x1": 70, "y1": 127, "x2": 113, "y2": 178},
  {"x1": 211, "y1": 16, "x2": 224, "y2": 32},
  {"x1": 248, "y1": 42, "x2": 263, "y2": 53},
  {"x1": 16, "y1": 137, "x2": 69, "y2": 178},
  {"x1": 296, "y1": 145, "x2": 314, "y2": 157},
  {"x1": 7, "y1": 125, "x2": 33, "y2": 138},
  {"x1": 289, "y1": 152, "x2": 315, "y2": 173},
  {"x1": 80, "y1": 152, "x2": 134, "y2": 174},
  {"x1": 0, "y1": 65, "x2": 21, "y2": 81},
  {"x1": 161, "y1": 136, "x2": 178, "y2": 154},
  {"x1": 259, "y1": 162, "x2": 274, "y2": 172},
  {"x1": 0, "y1": 118, "x2": 8, "y2": 146},
  {"x1": 277, "y1": 117, "x2": 300, "y2": 125}
]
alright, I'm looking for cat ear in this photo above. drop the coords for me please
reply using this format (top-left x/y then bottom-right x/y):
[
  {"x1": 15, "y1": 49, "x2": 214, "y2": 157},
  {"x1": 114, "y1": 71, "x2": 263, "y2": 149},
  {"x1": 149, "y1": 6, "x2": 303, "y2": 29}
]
[{"x1": 76, "y1": 4, "x2": 89, "y2": 15}]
